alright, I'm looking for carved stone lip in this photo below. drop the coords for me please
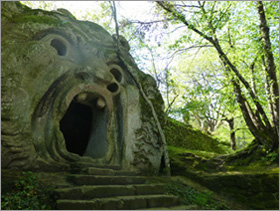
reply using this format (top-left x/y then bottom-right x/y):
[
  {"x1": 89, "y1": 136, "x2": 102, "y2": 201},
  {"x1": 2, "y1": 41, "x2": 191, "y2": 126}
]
[
  {"x1": 60, "y1": 84, "x2": 114, "y2": 117},
  {"x1": 58, "y1": 84, "x2": 114, "y2": 159},
  {"x1": 32, "y1": 76, "x2": 115, "y2": 165}
]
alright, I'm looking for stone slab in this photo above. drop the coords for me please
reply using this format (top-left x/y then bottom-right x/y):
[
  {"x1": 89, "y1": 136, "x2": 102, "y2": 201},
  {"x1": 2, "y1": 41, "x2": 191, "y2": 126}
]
[
  {"x1": 67, "y1": 175, "x2": 147, "y2": 185},
  {"x1": 55, "y1": 183, "x2": 166, "y2": 199},
  {"x1": 87, "y1": 167, "x2": 114, "y2": 175},
  {"x1": 57, "y1": 195, "x2": 178, "y2": 210}
]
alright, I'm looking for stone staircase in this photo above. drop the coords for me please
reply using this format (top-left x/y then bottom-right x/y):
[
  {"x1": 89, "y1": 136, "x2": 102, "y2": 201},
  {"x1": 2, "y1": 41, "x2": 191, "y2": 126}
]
[{"x1": 55, "y1": 166, "x2": 181, "y2": 210}]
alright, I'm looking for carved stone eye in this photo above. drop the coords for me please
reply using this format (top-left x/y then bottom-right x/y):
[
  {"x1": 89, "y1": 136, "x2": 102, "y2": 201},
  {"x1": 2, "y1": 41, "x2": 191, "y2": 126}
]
[
  {"x1": 110, "y1": 68, "x2": 122, "y2": 82},
  {"x1": 33, "y1": 32, "x2": 70, "y2": 57},
  {"x1": 50, "y1": 39, "x2": 67, "y2": 56},
  {"x1": 108, "y1": 64, "x2": 124, "y2": 83}
]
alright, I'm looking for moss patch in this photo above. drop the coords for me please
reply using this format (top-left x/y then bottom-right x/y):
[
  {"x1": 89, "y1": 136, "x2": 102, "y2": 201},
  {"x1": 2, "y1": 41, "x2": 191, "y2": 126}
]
[
  {"x1": 11, "y1": 14, "x2": 61, "y2": 26},
  {"x1": 165, "y1": 118, "x2": 226, "y2": 154},
  {"x1": 167, "y1": 145, "x2": 279, "y2": 210},
  {"x1": 146, "y1": 176, "x2": 237, "y2": 210}
]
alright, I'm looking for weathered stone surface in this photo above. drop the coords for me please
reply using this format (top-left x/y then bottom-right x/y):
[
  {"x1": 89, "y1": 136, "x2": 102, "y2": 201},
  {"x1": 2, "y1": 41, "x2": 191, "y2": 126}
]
[
  {"x1": 55, "y1": 184, "x2": 165, "y2": 200},
  {"x1": 56, "y1": 195, "x2": 177, "y2": 210},
  {"x1": 67, "y1": 175, "x2": 147, "y2": 186},
  {"x1": 1, "y1": 2, "x2": 168, "y2": 174},
  {"x1": 86, "y1": 167, "x2": 114, "y2": 175}
]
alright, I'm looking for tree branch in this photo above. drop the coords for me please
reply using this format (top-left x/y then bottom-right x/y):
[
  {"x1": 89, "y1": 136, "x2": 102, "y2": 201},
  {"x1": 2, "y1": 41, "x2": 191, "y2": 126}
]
[
  {"x1": 128, "y1": 19, "x2": 172, "y2": 25},
  {"x1": 156, "y1": 1, "x2": 214, "y2": 42},
  {"x1": 165, "y1": 94, "x2": 179, "y2": 114}
]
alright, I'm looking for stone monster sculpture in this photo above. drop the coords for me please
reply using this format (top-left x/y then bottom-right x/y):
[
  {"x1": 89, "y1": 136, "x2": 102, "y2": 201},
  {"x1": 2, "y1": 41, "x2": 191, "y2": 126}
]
[{"x1": 1, "y1": 2, "x2": 170, "y2": 174}]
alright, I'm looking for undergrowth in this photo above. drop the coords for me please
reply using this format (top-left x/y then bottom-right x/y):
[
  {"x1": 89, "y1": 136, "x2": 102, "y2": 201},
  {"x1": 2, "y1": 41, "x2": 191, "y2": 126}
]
[
  {"x1": 1, "y1": 171, "x2": 56, "y2": 210},
  {"x1": 165, "y1": 182, "x2": 228, "y2": 210},
  {"x1": 147, "y1": 177, "x2": 228, "y2": 210}
]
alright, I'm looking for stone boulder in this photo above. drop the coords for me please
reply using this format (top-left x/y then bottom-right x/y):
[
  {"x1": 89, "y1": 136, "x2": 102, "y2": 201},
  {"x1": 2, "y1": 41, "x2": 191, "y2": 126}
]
[{"x1": 1, "y1": 1, "x2": 169, "y2": 175}]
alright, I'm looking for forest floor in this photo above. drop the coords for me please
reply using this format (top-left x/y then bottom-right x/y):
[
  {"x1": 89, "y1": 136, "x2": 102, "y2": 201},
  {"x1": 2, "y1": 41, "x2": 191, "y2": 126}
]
[
  {"x1": 166, "y1": 145, "x2": 279, "y2": 210},
  {"x1": 1, "y1": 143, "x2": 278, "y2": 210},
  {"x1": 146, "y1": 175, "x2": 247, "y2": 210}
]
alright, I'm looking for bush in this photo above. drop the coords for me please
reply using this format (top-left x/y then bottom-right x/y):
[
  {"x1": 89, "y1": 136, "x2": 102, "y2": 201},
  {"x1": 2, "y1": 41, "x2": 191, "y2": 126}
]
[{"x1": 1, "y1": 171, "x2": 55, "y2": 210}]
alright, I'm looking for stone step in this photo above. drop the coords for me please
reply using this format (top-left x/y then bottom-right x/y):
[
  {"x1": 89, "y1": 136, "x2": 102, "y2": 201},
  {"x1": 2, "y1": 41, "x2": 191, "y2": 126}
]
[
  {"x1": 86, "y1": 167, "x2": 114, "y2": 175},
  {"x1": 85, "y1": 167, "x2": 137, "y2": 176},
  {"x1": 114, "y1": 170, "x2": 137, "y2": 176},
  {"x1": 70, "y1": 162, "x2": 121, "y2": 173},
  {"x1": 55, "y1": 184, "x2": 165, "y2": 199},
  {"x1": 67, "y1": 175, "x2": 147, "y2": 186},
  {"x1": 143, "y1": 205, "x2": 198, "y2": 210},
  {"x1": 56, "y1": 194, "x2": 178, "y2": 210}
]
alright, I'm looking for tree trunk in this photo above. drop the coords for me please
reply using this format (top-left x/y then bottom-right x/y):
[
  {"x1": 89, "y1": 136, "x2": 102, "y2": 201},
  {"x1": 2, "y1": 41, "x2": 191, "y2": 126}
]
[
  {"x1": 261, "y1": 55, "x2": 276, "y2": 131},
  {"x1": 227, "y1": 118, "x2": 236, "y2": 150},
  {"x1": 257, "y1": 1, "x2": 279, "y2": 136}
]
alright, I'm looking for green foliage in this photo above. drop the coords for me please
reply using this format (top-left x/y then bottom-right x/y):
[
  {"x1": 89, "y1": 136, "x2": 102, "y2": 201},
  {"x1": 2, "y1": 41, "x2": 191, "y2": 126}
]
[
  {"x1": 146, "y1": 175, "x2": 229, "y2": 210},
  {"x1": 1, "y1": 171, "x2": 55, "y2": 210},
  {"x1": 165, "y1": 182, "x2": 228, "y2": 209},
  {"x1": 261, "y1": 152, "x2": 279, "y2": 164}
]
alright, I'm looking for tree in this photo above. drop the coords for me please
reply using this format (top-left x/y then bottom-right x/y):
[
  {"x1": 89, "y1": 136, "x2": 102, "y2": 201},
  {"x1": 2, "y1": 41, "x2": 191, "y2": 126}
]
[
  {"x1": 169, "y1": 48, "x2": 246, "y2": 150},
  {"x1": 156, "y1": 1, "x2": 279, "y2": 152}
]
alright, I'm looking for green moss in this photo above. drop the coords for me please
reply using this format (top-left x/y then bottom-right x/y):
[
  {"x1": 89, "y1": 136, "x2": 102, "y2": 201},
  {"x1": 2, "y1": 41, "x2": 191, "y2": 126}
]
[
  {"x1": 167, "y1": 145, "x2": 279, "y2": 210},
  {"x1": 165, "y1": 118, "x2": 226, "y2": 154},
  {"x1": 146, "y1": 176, "x2": 229, "y2": 210},
  {"x1": 168, "y1": 146, "x2": 218, "y2": 159},
  {"x1": 12, "y1": 15, "x2": 61, "y2": 25}
]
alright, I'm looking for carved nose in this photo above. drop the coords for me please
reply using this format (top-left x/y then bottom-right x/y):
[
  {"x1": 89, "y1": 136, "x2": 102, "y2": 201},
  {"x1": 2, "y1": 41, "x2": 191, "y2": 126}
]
[{"x1": 107, "y1": 82, "x2": 119, "y2": 93}]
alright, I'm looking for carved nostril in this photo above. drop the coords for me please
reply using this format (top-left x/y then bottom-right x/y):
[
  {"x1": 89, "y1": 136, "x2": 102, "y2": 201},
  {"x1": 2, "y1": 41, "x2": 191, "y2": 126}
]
[{"x1": 107, "y1": 83, "x2": 119, "y2": 93}]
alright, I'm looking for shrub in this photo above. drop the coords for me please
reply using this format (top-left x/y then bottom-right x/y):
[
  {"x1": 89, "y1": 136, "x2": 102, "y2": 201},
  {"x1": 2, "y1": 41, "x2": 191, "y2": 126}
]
[{"x1": 1, "y1": 171, "x2": 55, "y2": 210}]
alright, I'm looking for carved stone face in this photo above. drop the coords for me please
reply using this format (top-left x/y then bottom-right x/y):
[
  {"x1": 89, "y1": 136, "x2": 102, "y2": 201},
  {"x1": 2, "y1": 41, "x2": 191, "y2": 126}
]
[{"x1": 1, "y1": 2, "x2": 167, "y2": 174}]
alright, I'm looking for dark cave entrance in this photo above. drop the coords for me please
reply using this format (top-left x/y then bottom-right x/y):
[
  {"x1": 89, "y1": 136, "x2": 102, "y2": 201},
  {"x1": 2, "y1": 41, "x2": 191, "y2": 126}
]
[
  {"x1": 60, "y1": 101, "x2": 92, "y2": 156},
  {"x1": 59, "y1": 94, "x2": 108, "y2": 158}
]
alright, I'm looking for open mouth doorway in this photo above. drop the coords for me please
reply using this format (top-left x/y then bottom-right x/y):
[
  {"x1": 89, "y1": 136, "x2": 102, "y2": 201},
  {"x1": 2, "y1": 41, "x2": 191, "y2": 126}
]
[{"x1": 59, "y1": 93, "x2": 108, "y2": 158}]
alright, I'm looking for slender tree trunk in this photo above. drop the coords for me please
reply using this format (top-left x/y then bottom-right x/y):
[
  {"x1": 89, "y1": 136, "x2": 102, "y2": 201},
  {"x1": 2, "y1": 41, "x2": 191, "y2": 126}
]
[
  {"x1": 250, "y1": 63, "x2": 257, "y2": 95},
  {"x1": 231, "y1": 80, "x2": 267, "y2": 141},
  {"x1": 261, "y1": 55, "x2": 276, "y2": 130},
  {"x1": 257, "y1": 1, "x2": 279, "y2": 136},
  {"x1": 227, "y1": 118, "x2": 236, "y2": 150},
  {"x1": 213, "y1": 41, "x2": 273, "y2": 133}
]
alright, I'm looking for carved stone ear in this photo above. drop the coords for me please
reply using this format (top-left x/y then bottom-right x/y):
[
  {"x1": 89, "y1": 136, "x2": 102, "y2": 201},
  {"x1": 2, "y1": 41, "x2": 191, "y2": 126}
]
[
  {"x1": 112, "y1": 34, "x2": 130, "y2": 51},
  {"x1": 1, "y1": 1, "x2": 30, "y2": 17}
]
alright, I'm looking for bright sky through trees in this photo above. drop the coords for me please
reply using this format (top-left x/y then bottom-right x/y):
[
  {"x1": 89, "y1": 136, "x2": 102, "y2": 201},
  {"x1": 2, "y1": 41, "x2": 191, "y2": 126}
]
[{"x1": 22, "y1": 1, "x2": 152, "y2": 21}]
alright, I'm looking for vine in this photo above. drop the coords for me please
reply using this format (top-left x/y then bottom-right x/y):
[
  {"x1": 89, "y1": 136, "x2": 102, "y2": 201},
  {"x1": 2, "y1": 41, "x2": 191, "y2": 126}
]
[{"x1": 110, "y1": 2, "x2": 170, "y2": 175}]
